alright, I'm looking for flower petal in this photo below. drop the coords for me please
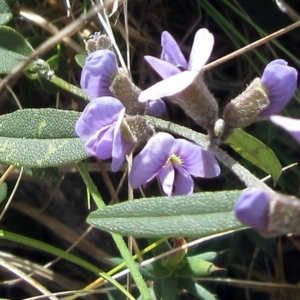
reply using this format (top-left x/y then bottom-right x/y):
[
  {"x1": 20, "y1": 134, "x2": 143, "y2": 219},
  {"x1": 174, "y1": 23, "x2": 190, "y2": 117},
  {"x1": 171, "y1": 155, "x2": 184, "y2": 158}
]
[
  {"x1": 174, "y1": 139, "x2": 220, "y2": 178},
  {"x1": 188, "y1": 28, "x2": 214, "y2": 71},
  {"x1": 161, "y1": 31, "x2": 188, "y2": 69},
  {"x1": 89, "y1": 125, "x2": 115, "y2": 159},
  {"x1": 80, "y1": 50, "x2": 118, "y2": 98},
  {"x1": 144, "y1": 56, "x2": 181, "y2": 79},
  {"x1": 138, "y1": 71, "x2": 198, "y2": 102},
  {"x1": 75, "y1": 97, "x2": 124, "y2": 140},
  {"x1": 234, "y1": 189, "x2": 270, "y2": 231},
  {"x1": 129, "y1": 132, "x2": 175, "y2": 188},
  {"x1": 260, "y1": 59, "x2": 297, "y2": 116},
  {"x1": 146, "y1": 99, "x2": 166, "y2": 116},
  {"x1": 111, "y1": 108, "x2": 133, "y2": 172},
  {"x1": 158, "y1": 161, "x2": 175, "y2": 196},
  {"x1": 270, "y1": 115, "x2": 300, "y2": 144},
  {"x1": 173, "y1": 164, "x2": 193, "y2": 195}
]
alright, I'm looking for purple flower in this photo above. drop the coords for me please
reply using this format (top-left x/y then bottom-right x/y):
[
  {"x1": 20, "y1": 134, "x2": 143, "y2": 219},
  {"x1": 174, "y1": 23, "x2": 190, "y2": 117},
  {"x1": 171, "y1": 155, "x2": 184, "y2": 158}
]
[
  {"x1": 259, "y1": 59, "x2": 297, "y2": 117},
  {"x1": 80, "y1": 49, "x2": 166, "y2": 116},
  {"x1": 270, "y1": 115, "x2": 300, "y2": 144},
  {"x1": 139, "y1": 28, "x2": 214, "y2": 102},
  {"x1": 234, "y1": 189, "x2": 271, "y2": 231},
  {"x1": 129, "y1": 132, "x2": 220, "y2": 196},
  {"x1": 75, "y1": 96, "x2": 135, "y2": 172},
  {"x1": 80, "y1": 50, "x2": 118, "y2": 98}
]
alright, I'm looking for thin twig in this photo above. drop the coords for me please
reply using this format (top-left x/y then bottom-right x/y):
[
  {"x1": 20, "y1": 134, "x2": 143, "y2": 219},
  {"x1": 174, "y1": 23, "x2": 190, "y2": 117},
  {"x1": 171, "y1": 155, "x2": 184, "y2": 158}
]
[{"x1": 204, "y1": 20, "x2": 300, "y2": 71}]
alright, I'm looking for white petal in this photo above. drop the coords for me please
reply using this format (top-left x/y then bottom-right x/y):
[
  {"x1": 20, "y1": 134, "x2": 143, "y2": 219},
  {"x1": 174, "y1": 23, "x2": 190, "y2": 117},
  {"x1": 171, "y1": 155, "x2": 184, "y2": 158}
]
[
  {"x1": 139, "y1": 71, "x2": 198, "y2": 102},
  {"x1": 188, "y1": 28, "x2": 214, "y2": 71}
]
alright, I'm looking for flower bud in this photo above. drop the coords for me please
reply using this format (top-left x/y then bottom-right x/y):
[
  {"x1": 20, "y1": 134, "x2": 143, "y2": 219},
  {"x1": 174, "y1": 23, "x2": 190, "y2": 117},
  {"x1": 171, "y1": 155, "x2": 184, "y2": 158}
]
[
  {"x1": 235, "y1": 189, "x2": 300, "y2": 236},
  {"x1": 259, "y1": 59, "x2": 297, "y2": 116},
  {"x1": 221, "y1": 59, "x2": 297, "y2": 141},
  {"x1": 85, "y1": 32, "x2": 112, "y2": 54},
  {"x1": 174, "y1": 255, "x2": 218, "y2": 277}
]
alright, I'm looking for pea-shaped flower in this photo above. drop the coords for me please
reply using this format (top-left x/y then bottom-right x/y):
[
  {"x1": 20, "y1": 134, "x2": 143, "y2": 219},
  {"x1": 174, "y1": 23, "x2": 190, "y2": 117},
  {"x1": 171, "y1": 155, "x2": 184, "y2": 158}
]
[
  {"x1": 75, "y1": 96, "x2": 135, "y2": 172},
  {"x1": 259, "y1": 59, "x2": 298, "y2": 116},
  {"x1": 80, "y1": 48, "x2": 165, "y2": 116},
  {"x1": 129, "y1": 132, "x2": 220, "y2": 196},
  {"x1": 139, "y1": 28, "x2": 214, "y2": 101},
  {"x1": 139, "y1": 29, "x2": 218, "y2": 131}
]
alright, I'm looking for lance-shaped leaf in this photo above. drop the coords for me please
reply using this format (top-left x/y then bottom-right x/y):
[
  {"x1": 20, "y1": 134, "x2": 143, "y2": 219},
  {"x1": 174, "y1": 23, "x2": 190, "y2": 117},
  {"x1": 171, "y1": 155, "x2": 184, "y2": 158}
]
[
  {"x1": 88, "y1": 190, "x2": 244, "y2": 237},
  {"x1": 0, "y1": 26, "x2": 34, "y2": 74},
  {"x1": 0, "y1": 0, "x2": 12, "y2": 25},
  {"x1": 0, "y1": 108, "x2": 89, "y2": 167},
  {"x1": 226, "y1": 128, "x2": 282, "y2": 183}
]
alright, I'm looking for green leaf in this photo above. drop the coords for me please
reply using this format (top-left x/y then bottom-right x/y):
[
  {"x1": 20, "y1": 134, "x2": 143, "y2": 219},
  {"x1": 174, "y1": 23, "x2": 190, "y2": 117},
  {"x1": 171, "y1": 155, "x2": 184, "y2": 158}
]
[
  {"x1": 226, "y1": 128, "x2": 282, "y2": 183},
  {"x1": 0, "y1": 0, "x2": 12, "y2": 25},
  {"x1": 0, "y1": 108, "x2": 80, "y2": 138},
  {"x1": 0, "y1": 108, "x2": 89, "y2": 167},
  {"x1": 0, "y1": 182, "x2": 7, "y2": 204},
  {"x1": 88, "y1": 190, "x2": 244, "y2": 238},
  {"x1": 178, "y1": 277, "x2": 216, "y2": 300},
  {"x1": 0, "y1": 26, "x2": 34, "y2": 74},
  {"x1": 75, "y1": 54, "x2": 87, "y2": 68}
]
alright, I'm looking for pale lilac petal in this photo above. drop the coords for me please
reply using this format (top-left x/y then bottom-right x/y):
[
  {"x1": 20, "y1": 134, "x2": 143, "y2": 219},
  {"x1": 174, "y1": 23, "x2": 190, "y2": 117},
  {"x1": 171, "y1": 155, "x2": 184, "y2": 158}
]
[
  {"x1": 146, "y1": 99, "x2": 166, "y2": 116},
  {"x1": 173, "y1": 164, "x2": 193, "y2": 195},
  {"x1": 75, "y1": 97, "x2": 124, "y2": 140},
  {"x1": 188, "y1": 28, "x2": 214, "y2": 71},
  {"x1": 260, "y1": 59, "x2": 297, "y2": 116},
  {"x1": 80, "y1": 50, "x2": 118, "y2": 98},
  {"x1": 161, "y1": 31, "x2": 188, "y2": 69},
  {"x1": 138, "y1": 71, "x2": 198, "y2": 102},
  {"x1": 129, "y1": 132, "x2": 174, "y2": 188},
  {"x1": 111, "y1": 108, "x2": 133, "y2": 172},
  {"x1": 158, "y1": 161, "x2": 175, "y2": 196},
  {"x1": 173, "y1": 139, "x2": 220, "y2": 178},
  {"x1": 270, "y1": 115, "x2": 300, "y2": 144},
  {"x1": 144, "y1": 56, "x2": 181, "y2": 79},
  {"x1": 90, "y1": 125, "x2": 115, "y2": 159},
  {"x1": 234, "y1": 189, "x2": 270, "y2": 231}
]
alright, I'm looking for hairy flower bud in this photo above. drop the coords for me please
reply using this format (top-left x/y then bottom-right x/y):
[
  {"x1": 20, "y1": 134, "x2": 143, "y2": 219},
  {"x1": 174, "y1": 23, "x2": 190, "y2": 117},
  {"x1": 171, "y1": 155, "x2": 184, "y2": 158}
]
[
  {"x1": 221, "y1": 59, "x2": 297, "y2": 141},
  {"x1": 235, "y1": 189, "x2": 300, "y2": 236},
  {"x1": 85, "y1": 32, "x2": 112, "y2": 54}
]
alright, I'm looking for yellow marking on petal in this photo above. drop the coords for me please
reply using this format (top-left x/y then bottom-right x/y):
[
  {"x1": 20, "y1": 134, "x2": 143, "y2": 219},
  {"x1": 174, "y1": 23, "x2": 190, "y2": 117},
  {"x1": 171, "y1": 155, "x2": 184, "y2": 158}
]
[{"x1": 170, "y1": 153, "x2": 182, "y2": 165}]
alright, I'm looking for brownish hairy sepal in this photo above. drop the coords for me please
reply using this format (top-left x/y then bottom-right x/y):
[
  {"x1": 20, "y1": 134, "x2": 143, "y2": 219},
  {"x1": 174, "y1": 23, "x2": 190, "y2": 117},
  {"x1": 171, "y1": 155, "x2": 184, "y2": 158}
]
[
  {"x1": 125, "y1": 115, "x2": 155, "y2": 149},
  {"x1": 221, "y1": 78, "x2": 269, "y2": 140},
  {"x1": 85, "y1": 32, "x2": 112, "y2": 55},
  {"x1": 110, "y1": 69, "x2": 146, "y2": 115},
  {"x1": 170, "y1": 74, "x2": 218, "y2": 132}
]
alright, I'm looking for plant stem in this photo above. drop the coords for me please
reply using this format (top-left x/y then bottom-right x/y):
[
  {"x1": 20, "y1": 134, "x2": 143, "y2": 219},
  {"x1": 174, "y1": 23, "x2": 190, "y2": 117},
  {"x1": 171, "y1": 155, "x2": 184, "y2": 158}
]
[
  {"x1": 48, "y1": 74, "x2": 91, "y2": 101},
  {"x1": 76, "y1": 161, "x2": 151, "y2": 300}
]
